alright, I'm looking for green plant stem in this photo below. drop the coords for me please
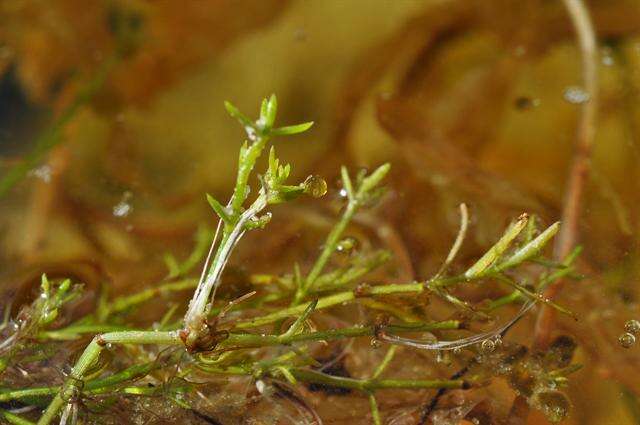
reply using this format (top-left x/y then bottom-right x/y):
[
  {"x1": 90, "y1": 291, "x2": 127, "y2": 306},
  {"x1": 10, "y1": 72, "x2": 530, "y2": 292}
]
[
  {"x1": 184, "y1": 192, "x2": 267, "y2": 343},
  {"x1": 369, "y1": 393, "x2": 382, "y2": 425},
  {"x1": 108, "y1": 278, "x2": 197, "y2": 317},
  {"x1": 0, "y1": 361, "x2": 160, "y2": 403},
  {"x1": 289, "y1": 368, "x2": 467, "y2": 391},
  {"x1": 38, "y1": 324, "x2": 132, "y2": 341},
  {"x1": 294, "y1": 200, "x2": 358, "y2": 304},
  {"x1": 222, "y1": 321, "x2": 460, "y2": 349},
  {"x1": 37, "y1": 331, "x2": 179, "y2": 425},
  {"x1": 485, "y1": 290, "x2": 523, "y2": 311},
  {"x1": 236, "y1": 283, "x2": 424, "y2": 329},
  {"x1": 0, "y1": 409, "x2": 35, "y2": 425},
  {"x1": 372, "y1": 346, "x2": 397, "y2": 379}
]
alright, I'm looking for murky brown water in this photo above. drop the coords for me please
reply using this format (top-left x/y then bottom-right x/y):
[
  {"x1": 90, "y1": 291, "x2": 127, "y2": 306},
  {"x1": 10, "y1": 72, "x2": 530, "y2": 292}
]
[{"x1": 1, "y1": 1, "x2": 640, "y2": 424}]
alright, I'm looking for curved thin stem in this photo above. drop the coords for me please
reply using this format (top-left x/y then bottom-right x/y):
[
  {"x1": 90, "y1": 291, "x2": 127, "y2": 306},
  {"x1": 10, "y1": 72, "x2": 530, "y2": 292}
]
[{"x1": 534, "y1": 0, "x2": 598, "y2": 350}]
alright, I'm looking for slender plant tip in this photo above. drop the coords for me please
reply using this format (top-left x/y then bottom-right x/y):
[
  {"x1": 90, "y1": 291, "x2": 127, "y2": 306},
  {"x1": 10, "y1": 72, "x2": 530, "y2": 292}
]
[{"x1": 271, "y1": 121, "x2": 314, "y2": 136}]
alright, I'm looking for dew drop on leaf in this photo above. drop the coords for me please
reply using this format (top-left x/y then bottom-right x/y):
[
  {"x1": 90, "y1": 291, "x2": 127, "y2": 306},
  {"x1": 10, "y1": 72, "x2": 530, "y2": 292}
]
[
  {"x1": 336, "y1": 237, "x2": 358, "y2": 254},
  {"x1": 303, "y1": 175, "x2": 327, "y2": 198}
]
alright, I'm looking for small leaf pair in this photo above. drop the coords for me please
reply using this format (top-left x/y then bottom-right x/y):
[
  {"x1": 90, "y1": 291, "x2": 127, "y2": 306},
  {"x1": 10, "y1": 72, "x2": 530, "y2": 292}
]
[{"x1": 225, "y1": 94, "x2": 313, "y2": 138}]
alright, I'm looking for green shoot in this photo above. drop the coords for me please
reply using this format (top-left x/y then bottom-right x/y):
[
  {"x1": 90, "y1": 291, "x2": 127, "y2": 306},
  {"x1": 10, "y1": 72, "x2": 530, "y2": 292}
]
[
  {"x1": 292, "y1": 163, "x2": 390, "y2": 305},
  {"x1": 183, "y1": 95, "x2": 315, "y2": 350}
]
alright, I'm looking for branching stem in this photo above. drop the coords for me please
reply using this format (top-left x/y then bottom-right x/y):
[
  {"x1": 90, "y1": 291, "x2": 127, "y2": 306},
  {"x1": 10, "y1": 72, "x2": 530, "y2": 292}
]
[{"x1": 37, "y1": 331, "x2": 179, "y2": 425}]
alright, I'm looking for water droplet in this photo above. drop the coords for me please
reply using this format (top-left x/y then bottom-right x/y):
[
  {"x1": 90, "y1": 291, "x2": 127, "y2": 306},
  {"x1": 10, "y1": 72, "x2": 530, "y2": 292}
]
[
  {"x1": 303, "y1": 175, "x2": 327, "y2": 198},
  {"x1": 336, "y1": 237, "x2": 358, "y2": 254},
  {"x1": 113, "y1": 191, "x2": 133, "y2": 218},
  {"x1": 601, "y1": 47, "x2": 615, "y2": 67},
  {"x1": 563, "y1": 86, "x2": 590, "y2": 104},
  {"x1": 370, "y1": 338, "x2": 382, "y2": 349},
  {"x1": 339, "y1": 188, "x2": 348, "y2": 198},
  {"x1": 619, "y1": 332, "x2": 636, "y2": 348},
  {"x1": 480, "y1": 339, "x2": 496, "y2": 353},
  {"x1": 624, "y1": 319, "x2": 640, "y2": 334}
]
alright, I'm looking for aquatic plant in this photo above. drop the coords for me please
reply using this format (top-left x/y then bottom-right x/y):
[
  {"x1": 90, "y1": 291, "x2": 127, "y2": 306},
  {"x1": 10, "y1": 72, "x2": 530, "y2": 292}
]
[{"x1": 0, "y1": 96, "x2": 581, "y2": 424}]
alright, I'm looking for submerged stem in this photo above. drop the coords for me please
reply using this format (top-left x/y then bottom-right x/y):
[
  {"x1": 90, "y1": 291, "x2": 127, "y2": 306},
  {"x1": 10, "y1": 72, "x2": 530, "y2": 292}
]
[
  {"x1": 37, "y1": 331, "x2": 179, "y2": 425},
  {"x1": 290, "y1": 368, "x2": 467, "y2": 391}
]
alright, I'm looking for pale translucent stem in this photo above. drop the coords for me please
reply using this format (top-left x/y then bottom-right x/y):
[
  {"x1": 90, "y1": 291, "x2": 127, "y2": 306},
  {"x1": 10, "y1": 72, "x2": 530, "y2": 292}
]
[{"x1": 184, "y1": 195, "x2": 267, "y2": 332}]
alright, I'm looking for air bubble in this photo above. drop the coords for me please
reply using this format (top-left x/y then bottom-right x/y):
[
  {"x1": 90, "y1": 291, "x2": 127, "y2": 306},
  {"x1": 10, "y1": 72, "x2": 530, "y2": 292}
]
[
  {"x1": 563, "y1": 86, "x2": 590, "y2": 105},
  {"x1": 336, "y1": 237, "x2": 358, "y2": 254},
  {"x1": 624, "y1": 319, "x2": 640, "y2": 335},
  {"x1": 113, "y1": 191, "x2": 133, "y2": 218},
  {"x1": 303, "y1": 175, "x2": 328, "y2": 198},
  {"x1": 619, "y1": 332, "x2": 636, "y2": 348},
  {"x1": 481, "y1": 339, "x2": 496, "y2": 353}
]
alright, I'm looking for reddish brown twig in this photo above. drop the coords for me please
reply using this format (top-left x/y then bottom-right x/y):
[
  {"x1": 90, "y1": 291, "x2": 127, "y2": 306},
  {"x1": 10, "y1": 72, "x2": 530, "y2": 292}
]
[
  {"x1": 533, "y1": 0, "x2": 599, "y2": 351},
  {"x1": 511, "y1": 0, "x2": 598, "y2": 422}
]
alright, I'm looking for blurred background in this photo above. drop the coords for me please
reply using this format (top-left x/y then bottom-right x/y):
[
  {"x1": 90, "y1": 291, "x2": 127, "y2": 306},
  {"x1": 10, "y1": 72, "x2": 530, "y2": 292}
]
[{"x1": 0, "y1": 0, "x2": 640, "y2": 423}]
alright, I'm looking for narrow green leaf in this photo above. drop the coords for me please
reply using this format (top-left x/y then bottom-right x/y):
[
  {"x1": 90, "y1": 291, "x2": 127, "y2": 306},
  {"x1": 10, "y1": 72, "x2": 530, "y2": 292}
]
[
  {"x1": 495, "y1": 274, "x2": 575, "y2": 319},
  {"x1": 358, "y1": 163, "x2": 391, "y2": 196},
  {"x1": 464, "y1": 214, "x2": 529, "y2": 278},
  {"x1": 259, "y1": 98, "x2": 269, "y2": 122},
  {"x1": 340, "y1": 166, "x2": 354, "y2": 200},
  {"x1": 163, "y1": 254, "x2": 180, "y2": 278},
  {"x1": 369, "y1": 393, "x2": 382, "y2": 425},
  {"x1": 224, "y1": 101, "x2": 254, "y2": 128},
  {"x1": 264, "y1": 94, "x2": 278, "y2": 129},
  {"x1": 268, "y1": 146, "x2": 278, "y2": 176},
  {"x1": 270, "y1": 121, "x2": 314, "y2": 136},
  {"x1": 497, "y1": 221, "x2": 560, "y2": 271},
  {"x1": 282, "y1": 299, "x2": 318, "y2": 338},
  {"x1": 206, "y1": 194, "x2": 232, "y2": 225},
  {"x1": 275, "y1": 366, "x2": 297, "y2": 385}
]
